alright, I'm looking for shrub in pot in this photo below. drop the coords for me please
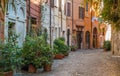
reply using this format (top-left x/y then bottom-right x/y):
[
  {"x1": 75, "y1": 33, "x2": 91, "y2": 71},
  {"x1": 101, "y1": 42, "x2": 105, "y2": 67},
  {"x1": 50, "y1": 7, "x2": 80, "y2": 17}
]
[
  {"x1": 53, "y1": 38, "x2": 69, "y2": 59},
  {"x1": 70, "y1": 45, "x2": 78, "y2": 51},
  {"x1": 103, "y1": 41, "x2": 111, "y2": 51},
  {"x1": 53, "y1": 48, "x2": 64, "y2": 59},
  {"x1": 40, "y1": 56, "x2": 53, "y2": 72},
  {"x1": 40, "y1": 43, "x2": 53, "y2": 72},
  {"x1": 63, "y1": 45, "x2": 70, "y2": 56},
  {"x1": 0, "y1": 32, "x2": 22, "y2": 76},
  {"x1": 22, "y1": 35, "x2": 53, "y2": 73},
  {"x1": 22, "y1": 36, "x2": 42, "y2": 73}
]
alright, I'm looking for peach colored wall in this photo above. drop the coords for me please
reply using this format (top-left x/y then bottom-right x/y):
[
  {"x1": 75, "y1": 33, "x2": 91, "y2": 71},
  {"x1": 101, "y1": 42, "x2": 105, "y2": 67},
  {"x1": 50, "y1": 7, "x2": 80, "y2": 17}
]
[
  {"x1": 66, "y1": 0, "x2": 103, "y2": 49},
  {"x1": 26, "y1": 0, "x2": 41, "y2": 30}
]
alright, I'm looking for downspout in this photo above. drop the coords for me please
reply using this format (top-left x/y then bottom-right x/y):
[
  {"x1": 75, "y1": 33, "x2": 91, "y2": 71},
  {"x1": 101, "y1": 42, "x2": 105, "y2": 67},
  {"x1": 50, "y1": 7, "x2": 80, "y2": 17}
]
[
  {"x1": 72, "y1": 0, "x2": 74, "y2": 46},
  {"x1": 61, "y1": 1, "x2": 63, "y2": 35},
  {"x1": 91, "y1": 0, "x2": 93, "y2": 48},
  {"x1": 91, "y1": 0, "x2": 92, "y2": 33},
  {"x1": 72, "y1": 0, "x2": 73, "y2": 32},
  {"x1": 50, "y1": 0, "x2": 52, "y2": 48},
  {"x1": 28, "y1": 0, "x2": 31, "y2": 35}
]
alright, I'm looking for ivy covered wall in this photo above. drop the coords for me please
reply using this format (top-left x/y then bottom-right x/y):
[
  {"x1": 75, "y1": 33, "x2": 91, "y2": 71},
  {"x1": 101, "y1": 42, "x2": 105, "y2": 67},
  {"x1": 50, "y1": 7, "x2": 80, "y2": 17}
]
[{"x1": 101, "y1": 0, "x2": 120, "y2": 55}]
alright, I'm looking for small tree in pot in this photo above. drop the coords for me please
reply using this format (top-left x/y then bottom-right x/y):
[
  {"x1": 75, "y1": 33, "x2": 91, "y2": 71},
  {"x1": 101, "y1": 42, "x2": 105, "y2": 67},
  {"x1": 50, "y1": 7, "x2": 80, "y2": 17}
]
[
  {"x1": 103, "y1": 41, "x2": 111, "y2": 51},
  {"x1": 22, "y1": 36, "x2": 42, "y2": 73},
  {"x1": 0, "y1": 31, "x2": 22, "y2": 76},
  {"x1": 38, "y1": 36, "x2": 53, "y2": 72},
  {"x1": 53, "y1": 37, "x2": 70, "y2": 59}
]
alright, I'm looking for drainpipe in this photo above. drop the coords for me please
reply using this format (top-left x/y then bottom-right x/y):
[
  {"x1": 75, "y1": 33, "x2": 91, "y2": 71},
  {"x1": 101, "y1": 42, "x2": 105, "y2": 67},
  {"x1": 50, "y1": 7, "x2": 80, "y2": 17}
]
[
  {"x1": 50, "y1": 0, "x2": 52, "y2": 48},
  {"x1": 72, "y1": 0, "x2": 73, "y2": 32},
  {"x1": 28, "y1": 0, "x2": 31, "y2": 35},
  {"x1": 91, "y1": 0, "x2": 93, "y2": 48},
  {"x1": 72, "y1": 0, "x2": 74, "y2": 46},
  {"x1": 91, "y1": 0, "x2": 92, "y2": 33},
  {"x1": 61, "y1": 1, "x2": 63, "y2": 35}
]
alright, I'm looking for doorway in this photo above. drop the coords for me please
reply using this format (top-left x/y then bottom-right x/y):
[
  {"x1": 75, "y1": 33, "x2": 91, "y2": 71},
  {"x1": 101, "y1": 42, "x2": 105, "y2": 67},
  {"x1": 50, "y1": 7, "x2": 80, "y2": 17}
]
[
  {"x1": 85, "y1": 31, "x2": 90, "y2": 49},
  {"x1": 67, "y1": 29, "x2": 70, "y2": 46},
  {"x1": 93, "y1": 27, "x2": 97, "y2": 48},
  {"x1": 77, "y1": 31, "x2": 83, "y2": 49}
]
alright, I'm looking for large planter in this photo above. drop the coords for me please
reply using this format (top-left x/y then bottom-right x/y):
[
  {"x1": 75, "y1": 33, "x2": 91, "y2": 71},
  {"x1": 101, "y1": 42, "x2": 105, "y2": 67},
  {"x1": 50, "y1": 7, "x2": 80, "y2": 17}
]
[
  {"x1": 54, "y1": 54, "x2": 64, "y2": 59},
  {"x1": 0, "y1": 71, "x2": 13, "y2": 76},
  {"x1": 43, "y1": 64, "x2": 52, "y2": 72},
  {"x1": 28, "y1": 64, "x2": 37, "y2": 73}
]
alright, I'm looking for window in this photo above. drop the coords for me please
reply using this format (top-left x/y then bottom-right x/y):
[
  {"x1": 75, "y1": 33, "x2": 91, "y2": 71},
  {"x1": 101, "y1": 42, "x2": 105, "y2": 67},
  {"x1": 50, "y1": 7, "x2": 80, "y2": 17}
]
[
  {"x1": 59, "y1": 27, "x2": 61, "y2": 37},
  {"x1": 64, "y1": 3, "x2": 66, "y2": 15},
  {"x1": 67, "y1": 2, "x2": 71, "y2": 17},
  {"x1": 31, "y1": 17, "x2": 37, "y2": 25},
  {"x1": 8, "y1": 22, "x2": 15, "y2": 41},
  {"x1": 113, "y1": 0, "x2": 118, "y2": 9},
  {"x1": 79, "y1": 7, "x2": 85, "y2": 19},
  {"x1": 86, "y1": 2, "x2": 88, "y2": 11},
  {"x1": 59, "y1": 0, "x2": 61, "y2": 11}
]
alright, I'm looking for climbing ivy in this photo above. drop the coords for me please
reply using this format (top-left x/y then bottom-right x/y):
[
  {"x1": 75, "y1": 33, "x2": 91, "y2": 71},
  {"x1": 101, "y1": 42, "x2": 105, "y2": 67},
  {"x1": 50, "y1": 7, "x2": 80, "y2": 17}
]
[{"x1": 101, "y1": 0, "x2": 120, "y2": 31}]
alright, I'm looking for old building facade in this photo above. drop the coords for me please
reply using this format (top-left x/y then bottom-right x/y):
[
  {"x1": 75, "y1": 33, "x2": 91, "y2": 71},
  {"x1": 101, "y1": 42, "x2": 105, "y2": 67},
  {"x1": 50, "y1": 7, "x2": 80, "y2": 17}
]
[
  {"x1": 0, "y1": 0, "x2": 107, "y2": 49},
  {"x1": 41, "y1": 0, "x2": 67, "y2": 46},
  {"x1": 4, "y1": 0, "x2": 26, "y2": 47},
  {"x1": 66, "y1": 0, "x2": 106, "y2": 49},
  {"x1": 26, "y1": 0, "x2": 41, "y2": 35}
]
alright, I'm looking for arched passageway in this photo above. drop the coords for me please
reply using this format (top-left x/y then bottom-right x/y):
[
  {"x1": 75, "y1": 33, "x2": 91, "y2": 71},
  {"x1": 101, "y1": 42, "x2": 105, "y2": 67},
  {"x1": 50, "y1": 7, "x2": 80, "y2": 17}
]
[
  {"x1": 85, "y1": 31, "x2": 90, "y2": 49},
  {"x1": 93, "y1": 27, "x2": 97, "y2": 48}
]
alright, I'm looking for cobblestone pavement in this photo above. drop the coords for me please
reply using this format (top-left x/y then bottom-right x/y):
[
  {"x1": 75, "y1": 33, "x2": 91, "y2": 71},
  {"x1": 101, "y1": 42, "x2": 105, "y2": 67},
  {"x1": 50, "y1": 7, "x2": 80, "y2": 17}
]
[{"x1": 22, "y1": 49, "x2": 120, "y2": 76}]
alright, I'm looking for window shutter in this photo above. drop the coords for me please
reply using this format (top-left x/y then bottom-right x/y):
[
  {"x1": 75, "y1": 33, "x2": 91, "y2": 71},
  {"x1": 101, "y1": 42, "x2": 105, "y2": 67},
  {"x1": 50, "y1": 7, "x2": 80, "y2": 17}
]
[
  {"x1": 82, "y1": 8, "x2": 85, "y2": 19},
  {"x1": 50, "y1": 0, "x2": 54, "y2": 8},
  {"x1": 59, "y1": 0, "x2": 61, "y2": 11},
  {"x1": 67, "y1": 3, "x2": 71, "y2": 16},
  {"x1": 64, "y1": 3, "x2": 66, "y2": 15},
  {"x1": 86, "y1": 2, "x2": 88, "y2": 11},
  {"x1": 79, "y1": 7, "x2": 84, "y2": 19}
]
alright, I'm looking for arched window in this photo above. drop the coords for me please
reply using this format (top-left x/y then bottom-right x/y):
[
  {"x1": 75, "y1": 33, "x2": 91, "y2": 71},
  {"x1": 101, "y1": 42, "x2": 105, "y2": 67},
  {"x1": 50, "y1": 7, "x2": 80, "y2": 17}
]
[
  {"x1": 86, "y1": 2, "x2": 88, "y2": 11},
  {"x1": 8, "y1": 3, "x2": 16, "y2": 15},
  {"x1": 19, "y1": 7, "x2": 25, "y2": 18}
]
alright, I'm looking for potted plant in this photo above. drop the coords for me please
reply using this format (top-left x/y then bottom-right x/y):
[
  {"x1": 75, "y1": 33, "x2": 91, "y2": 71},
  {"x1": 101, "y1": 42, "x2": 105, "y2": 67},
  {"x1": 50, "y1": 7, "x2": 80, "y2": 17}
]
[
  {"x1": 103, "y1": 41, "x2": 111, "y2": 51},
  {"x1": 70, "y1": 45, "x2": 78, "y2": 51},
  {"x1": 39, "y1": 39, "x2": 53, "y2": 72},
  {"x1": 22, "y1": 36, "x2": 42, "y2": 73},
  {"x1": 53, "y1": 38, "x2": 69, "y2": 59},
  {"x1": 62, "y1": 45, "x2": 70, "y2": 56},
  {"x1": 0, "y1": 43, "x2": 13, "y2": 76},
  {"x1": 40, "y1": 56, "x2": 53, "y2": 72},
  {"x1": 0, "y1": 31, "x2": 22, "y2": 76},
  {"x1": 53, "y1": 49, "x2": 65, "y2": 59}
]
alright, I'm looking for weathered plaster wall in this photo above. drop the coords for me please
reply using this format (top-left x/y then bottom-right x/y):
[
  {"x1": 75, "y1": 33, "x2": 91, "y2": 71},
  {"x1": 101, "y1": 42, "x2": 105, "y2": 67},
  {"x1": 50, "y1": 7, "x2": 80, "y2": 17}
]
[{"x1": 5, "y1": 0, "x2": 26, "y2": 47}]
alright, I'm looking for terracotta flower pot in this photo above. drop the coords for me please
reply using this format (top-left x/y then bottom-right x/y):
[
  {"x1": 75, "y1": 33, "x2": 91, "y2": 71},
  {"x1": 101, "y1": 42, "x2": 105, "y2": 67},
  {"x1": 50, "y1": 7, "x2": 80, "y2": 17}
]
[
  {"x1": 0, "y1": 71, "x2": 13, "y2": 76},
  {"x1": 43, "y1": 64, "x2": 52, "y2": 72},
  {"x1": 54, "y1": 54, "x2": 64, "y2": 59},
  {"x1": 28, "y1": 64, "x2": 37, "y2": 73}
]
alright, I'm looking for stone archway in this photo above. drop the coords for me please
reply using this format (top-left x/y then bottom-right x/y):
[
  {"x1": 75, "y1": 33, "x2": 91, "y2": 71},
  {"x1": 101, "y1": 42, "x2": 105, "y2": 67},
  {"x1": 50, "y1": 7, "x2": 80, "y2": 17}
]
[
  {"x1": 85, "y1": 31, "x2": 90, "y2": 49},
  {"x1": 93, "y1": 27, "x2": 97, "y2": 48}
]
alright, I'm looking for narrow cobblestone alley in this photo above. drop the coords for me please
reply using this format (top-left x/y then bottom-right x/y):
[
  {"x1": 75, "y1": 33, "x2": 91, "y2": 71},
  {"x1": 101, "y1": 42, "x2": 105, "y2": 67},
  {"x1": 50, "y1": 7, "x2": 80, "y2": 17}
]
[{"x1": 23, "y1": 49, "x2": 120, "y2": 76}]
